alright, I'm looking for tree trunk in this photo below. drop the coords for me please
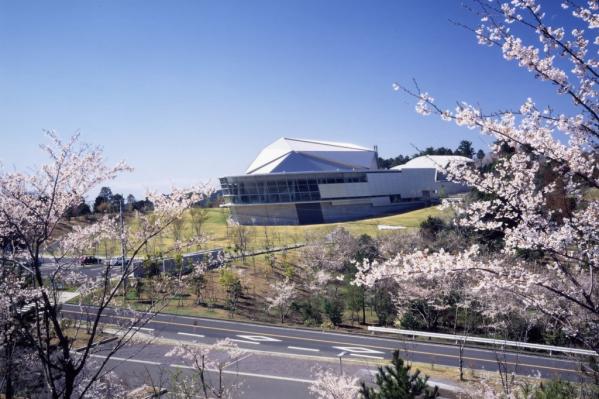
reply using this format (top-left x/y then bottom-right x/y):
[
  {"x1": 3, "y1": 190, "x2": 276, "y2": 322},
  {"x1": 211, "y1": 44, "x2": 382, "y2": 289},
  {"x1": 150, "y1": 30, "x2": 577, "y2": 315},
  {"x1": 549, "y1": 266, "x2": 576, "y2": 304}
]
[
  {"x1": 361, "y1": 287, "x2": 366, "y2": 325},
  {"x1": 62, "y1": 366, "x2": 76, "y2": 399},
  {"x1": 4, "y1": 345, "x2": 13, "y2": 399}
]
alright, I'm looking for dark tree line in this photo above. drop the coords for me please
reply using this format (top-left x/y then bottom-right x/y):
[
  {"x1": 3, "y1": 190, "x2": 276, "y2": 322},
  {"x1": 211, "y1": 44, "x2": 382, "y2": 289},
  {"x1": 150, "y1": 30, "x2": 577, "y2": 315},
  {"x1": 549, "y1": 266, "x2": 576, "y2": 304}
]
[
  {"x1": 65, "y1": 186, "x2": 221, "y2": 219},
  {"x1": 378, "y1": 140, "x2": 485, "y2": 169},
  {"x1": 93, "y1": 186, "x2": 154, "y2": 214},
  {"x1": 64, "y1": 186, "x2": 154, "y2": 218}
]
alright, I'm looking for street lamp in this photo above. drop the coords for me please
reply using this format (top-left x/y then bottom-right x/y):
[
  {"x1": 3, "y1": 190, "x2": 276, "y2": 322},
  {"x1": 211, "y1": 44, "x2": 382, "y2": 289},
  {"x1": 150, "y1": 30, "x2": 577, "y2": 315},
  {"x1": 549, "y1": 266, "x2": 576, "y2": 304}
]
[{"x1": 337, "y1": 351, "x2": 347, "y2": 373}]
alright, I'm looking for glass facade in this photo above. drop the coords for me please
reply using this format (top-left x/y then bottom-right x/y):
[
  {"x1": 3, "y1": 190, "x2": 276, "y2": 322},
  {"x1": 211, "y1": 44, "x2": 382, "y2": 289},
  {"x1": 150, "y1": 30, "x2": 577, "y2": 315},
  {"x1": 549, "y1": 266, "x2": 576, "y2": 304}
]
[{"x1": 220, "y1": 172, "x2": 367, "y2": 205}]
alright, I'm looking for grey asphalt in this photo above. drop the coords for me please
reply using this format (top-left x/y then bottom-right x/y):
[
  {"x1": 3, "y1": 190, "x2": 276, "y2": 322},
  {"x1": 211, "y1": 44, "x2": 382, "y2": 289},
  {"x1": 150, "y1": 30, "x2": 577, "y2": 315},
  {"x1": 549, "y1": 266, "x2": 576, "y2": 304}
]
[
  {"x1": 61, "y1": 304, "x2": 593, "y2": 384},
  {"x1": 88, "y1": 341, "x2": 364, "y2": 399},
  {"x1": 39, "y1": 260, "x2": 121, "y2": 279}
]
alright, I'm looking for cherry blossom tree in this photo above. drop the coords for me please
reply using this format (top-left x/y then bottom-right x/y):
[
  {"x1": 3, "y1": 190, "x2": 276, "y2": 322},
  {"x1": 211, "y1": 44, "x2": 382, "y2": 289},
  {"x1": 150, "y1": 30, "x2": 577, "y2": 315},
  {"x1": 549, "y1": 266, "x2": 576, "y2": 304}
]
[
  {"x1": 357, "y1": 0, "x2": 599, "y2": 365},
  {"x1": 265, "y1": 278, "x2": 297, "y2": 323},
  {"x1": 300, "y1": 227, "x2": 358, "y2": 289},
  {"x1": 75, "y1": 367, "x2": 127, "y2": 399},
  {"x1": 165, "y1": 338, "x2": 245, "y2": 399},
  {"x1": 189, "y1": 261, "x2": 209, "y2": 305},
  {"x1": 0, "y1": 268, "x2": 38, "y2": 397},
  {"x1": 0, "y1": 132, "x2": 208, "y2": 398},
  {"x1": 227, "y1": 218, "x2": 251, "y2": 260},
  {"x1": 309, "y1": 368, "x2": 360, "y2": 399},
  {"x1": 190, "y1": 205, "x2": 210, "y2": 242}
]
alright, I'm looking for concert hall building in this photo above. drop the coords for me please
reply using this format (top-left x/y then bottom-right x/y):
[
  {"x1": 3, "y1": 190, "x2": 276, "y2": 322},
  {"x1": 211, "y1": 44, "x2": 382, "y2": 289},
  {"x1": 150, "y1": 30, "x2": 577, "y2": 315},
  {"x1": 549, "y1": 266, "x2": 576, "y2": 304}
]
[{"x1": 219, "y1": 138, "x2": 470, "y2": 225}]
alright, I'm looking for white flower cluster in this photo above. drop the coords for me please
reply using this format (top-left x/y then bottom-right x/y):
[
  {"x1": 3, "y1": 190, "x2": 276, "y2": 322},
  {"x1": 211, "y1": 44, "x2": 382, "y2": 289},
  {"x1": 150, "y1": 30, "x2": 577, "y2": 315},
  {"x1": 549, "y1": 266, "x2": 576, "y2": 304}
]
[
  {"x1": 373, "y1": 0, "x2": 599, "y2": 353},
  {"x1": 265, "y1": 278, "x2": 297, "y2": 322},
  {"x1": 0, "y1": 132, "x2": 213, "y2": 397},
  {"x1": 309, "y1": 368, "x2": 360, "y2": 399},
  {"x1": 165, "y1": 338, "x2": 245, "y2": 398}
]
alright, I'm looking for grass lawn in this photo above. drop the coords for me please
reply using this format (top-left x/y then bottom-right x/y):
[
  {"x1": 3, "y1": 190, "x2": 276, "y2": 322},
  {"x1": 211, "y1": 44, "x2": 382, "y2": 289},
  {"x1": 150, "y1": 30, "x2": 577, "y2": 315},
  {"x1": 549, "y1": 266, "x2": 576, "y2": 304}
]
[
  {"x1": 128, "y1": 204, "x2": 451, "y2": 255},
  {"x1": 71, "y1": 204, "x2": 450, "y2": 258}
]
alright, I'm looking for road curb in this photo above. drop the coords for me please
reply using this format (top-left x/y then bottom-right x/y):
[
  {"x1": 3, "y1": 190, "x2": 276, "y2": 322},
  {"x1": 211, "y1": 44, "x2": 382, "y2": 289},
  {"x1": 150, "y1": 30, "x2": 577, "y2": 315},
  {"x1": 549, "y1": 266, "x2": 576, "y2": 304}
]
[{"x1": 74, "y1": 336, "x2": 118, "y2": 352}]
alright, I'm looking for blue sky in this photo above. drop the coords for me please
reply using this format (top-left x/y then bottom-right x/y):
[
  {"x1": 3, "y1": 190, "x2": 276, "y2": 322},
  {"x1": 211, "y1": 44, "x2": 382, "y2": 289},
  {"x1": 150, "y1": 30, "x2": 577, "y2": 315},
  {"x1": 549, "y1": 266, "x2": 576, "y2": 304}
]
[{"x1": 0, "y1": 1, "x2": 567, "y2": 197}]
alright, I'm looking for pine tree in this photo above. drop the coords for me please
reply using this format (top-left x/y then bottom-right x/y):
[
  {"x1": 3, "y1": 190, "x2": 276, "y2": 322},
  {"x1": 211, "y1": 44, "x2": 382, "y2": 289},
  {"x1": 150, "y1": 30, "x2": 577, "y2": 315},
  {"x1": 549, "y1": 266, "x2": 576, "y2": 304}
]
[{"x1": 360, "y1": 350, "x2": 438, "y2": 399}]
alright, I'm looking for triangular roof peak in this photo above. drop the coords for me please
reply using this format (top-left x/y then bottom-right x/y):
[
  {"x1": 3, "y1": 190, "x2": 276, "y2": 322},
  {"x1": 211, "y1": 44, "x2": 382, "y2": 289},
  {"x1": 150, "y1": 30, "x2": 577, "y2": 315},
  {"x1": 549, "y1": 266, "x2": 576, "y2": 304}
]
[
  {"x1": 391, "y1": 155, "x2": 473, "y2": 172},
  {"x1": 281, "y1": 137, "x2": 373, "y2": 152},
  {"x1": 245, "y1": 137, "x2": 377, "y2": 174}
]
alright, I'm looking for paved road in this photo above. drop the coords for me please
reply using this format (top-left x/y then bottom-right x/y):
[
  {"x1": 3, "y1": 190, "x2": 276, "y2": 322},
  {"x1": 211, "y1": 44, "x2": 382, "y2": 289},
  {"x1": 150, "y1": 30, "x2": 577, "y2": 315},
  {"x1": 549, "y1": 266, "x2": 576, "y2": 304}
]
[
  {"x1": 85, "y1": 341, "x2": 358, "y2": 399},
  {"x1": 39, "y1": 260, "x2": 121, "y2": 279},
  {"x1": 61, "y1": 304, "x2": 592, "y2": 384}
]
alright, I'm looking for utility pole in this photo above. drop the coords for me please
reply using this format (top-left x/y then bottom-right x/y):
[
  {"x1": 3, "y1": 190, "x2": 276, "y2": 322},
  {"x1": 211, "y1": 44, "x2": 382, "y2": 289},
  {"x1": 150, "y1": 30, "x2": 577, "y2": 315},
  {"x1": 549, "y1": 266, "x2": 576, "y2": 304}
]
[{"x1": 119, "y1": 199, "x2": 127, "y2": 300}]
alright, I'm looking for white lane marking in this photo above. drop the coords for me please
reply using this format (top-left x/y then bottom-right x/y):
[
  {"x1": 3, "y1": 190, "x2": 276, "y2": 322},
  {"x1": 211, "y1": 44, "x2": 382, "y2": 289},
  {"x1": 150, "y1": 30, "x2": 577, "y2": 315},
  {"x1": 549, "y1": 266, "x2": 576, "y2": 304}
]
[
  {"x1": 225, "y1": 353, "x2": 253, "y2": 369},
  {"x1": 288, "y1": 346, "x2": 320, "y2": 352},
  {"x1": 177, "y1": 332, "x2": 205, "y2": 339},
  {"x1": 332, "y1": 346, "x2": 384, "y2": 355},
  {"x1": 90, "y1": 354, "x2": 160, "y2": 365},
  {"x1": 236, "y1": 334, "x2": 282, "y2": 342},
  {"x1": 64, "y1": 307, "x2": 582, "y2": 363},
  {"x1": 229, "y1": 370, "x2": 313, "y2": 384},
  {"x1": 350, "y1": 354, "x2": 384, "y2": 360},
  {"x1": 132, "y1": 327, "x2": 154, "y2": 333},
  {"x1": 171, "y1": 363, "x2": 193, "y2": 369},
  {"x1": 230, "y1": 339, "x2": 260, "y2": 345},
  {"x1": 170, "y1": 364, "x2": 313, "y2": 383}
]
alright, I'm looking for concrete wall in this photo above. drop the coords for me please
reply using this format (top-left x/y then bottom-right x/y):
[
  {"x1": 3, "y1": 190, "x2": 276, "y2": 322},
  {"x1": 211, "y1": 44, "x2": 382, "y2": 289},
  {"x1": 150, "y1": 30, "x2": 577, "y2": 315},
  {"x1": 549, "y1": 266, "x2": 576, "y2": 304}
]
[
  {"x1": 231, "y1": 203, "x2": 299, "y2": 225},
  {"x1": 228, "y1": 199, "x2": 431, "y2": 225},
  {"x1": 434, "y1": 180, "x2": 468, "y2": 196},
  {"x1": 318, "y1": 181, "x2": 372, "y2": 198},
  {"x1": 318, "y1": 169, "x2": 436, "y2": 199},
  {"x1": 318, "y1": 169, "x2": 467, "y2": 200},
  {"x1": 320, "y1": 200, "x2": 428, "y2": 223}
]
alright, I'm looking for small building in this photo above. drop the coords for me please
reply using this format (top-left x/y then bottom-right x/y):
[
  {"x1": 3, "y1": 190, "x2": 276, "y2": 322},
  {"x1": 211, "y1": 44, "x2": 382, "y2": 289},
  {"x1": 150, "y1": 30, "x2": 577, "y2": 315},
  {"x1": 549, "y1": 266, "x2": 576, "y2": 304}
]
[
  {"x1": 391, "y1": 155, "x2": 473, "y2": 197},
  {"x1": 219, "y1": 138, "x2": 471, "y2": 225},
  {"x1": 392, "y1": 154, "x2": 473, "y2": 172}
]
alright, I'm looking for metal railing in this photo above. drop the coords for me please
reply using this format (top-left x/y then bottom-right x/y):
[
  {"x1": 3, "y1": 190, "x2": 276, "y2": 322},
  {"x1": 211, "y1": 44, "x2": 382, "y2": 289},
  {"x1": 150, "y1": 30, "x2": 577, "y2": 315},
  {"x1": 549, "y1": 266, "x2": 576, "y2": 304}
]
[
  {"x1": 368, "y1": 326, "x2": 598, "y2": 357},
  {"x1": 132, "y1": 248, "x2": 225, "y2": 278}
]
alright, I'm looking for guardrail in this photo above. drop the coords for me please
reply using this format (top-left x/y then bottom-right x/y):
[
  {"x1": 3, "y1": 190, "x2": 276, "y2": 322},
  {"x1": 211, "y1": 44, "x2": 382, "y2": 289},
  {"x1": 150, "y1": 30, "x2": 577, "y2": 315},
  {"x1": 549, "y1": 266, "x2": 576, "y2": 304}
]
[
  {"x1": 225, "y1": 243, "x2": 305, "y2": 261},
  {"x1": 368, "y1": 326, "x2": 598, "y2": 357},
  {"x1": 132, "y1": 248, "x2": 225, "y2": 278}
]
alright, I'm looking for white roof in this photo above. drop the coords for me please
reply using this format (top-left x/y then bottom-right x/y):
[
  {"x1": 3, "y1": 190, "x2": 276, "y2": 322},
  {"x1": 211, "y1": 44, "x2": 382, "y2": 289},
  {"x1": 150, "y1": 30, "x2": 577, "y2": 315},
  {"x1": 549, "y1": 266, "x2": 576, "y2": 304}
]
[
  {"x1": 246, "y1": 138, "x2": 377, "y2": 174},
  {"x1": 392, "y1": 155, "x2": 473, "y2": 172}
]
